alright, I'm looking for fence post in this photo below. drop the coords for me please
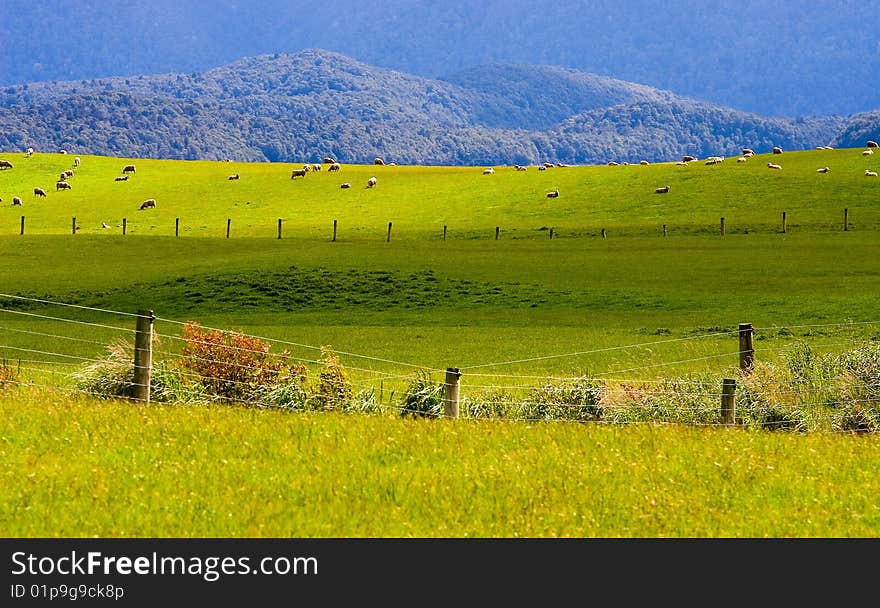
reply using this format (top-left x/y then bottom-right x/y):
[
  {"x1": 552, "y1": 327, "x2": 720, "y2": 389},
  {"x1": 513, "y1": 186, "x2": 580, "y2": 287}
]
[
  {"x1": 133, "y1": 310, "x2": 154, "y2": 404},
  {"x1": 495, "y1": 226, "x2": 500, "y2": 240},
  {"x1": 277, "y1": 218, "x2": 282, "y2": 239},
  {"x1": 601, "y1": 228, "x2": 606, "y2": 239},
  {"x1": 387, "y1": 221, "x2": 393, "y2": 242},
  {"x1": 226, "y1": 218, "x2": 231, "y2": 239},
  {"x1": 20, "y1": 216, "x2": 24, "y2": 235},
  {"x1": 549, "y1": 227, "x2": 554, "y2": 240},
  {"x1": 721, "y1": 378, "x2": 736, "y2": 425},
  {"x1": 122, "y1": 218, "x2": 127, "y2": 235},
  {"x1": 72, "y1": 217, "x2": 76, "y2": 234},
  {"x1": 720, "y1": 217, "x2": 725, "y2": 236},
  {"x1": 739, "y1": 323, "x2": 755, "y2": 373},
  {"x1": 444, "y1": 367, "x2": 461, "y2": 419},
  {"x1": 443, "y1": 225, "x2": 447, "y2": 241},
  {"x1": 844, "y1": 208, "x2": 848, "y2": 232},
  {"x1": 175, "y1": 217, "x2": 180, "y2": 237},
  {"x1": 782, "y1": 211, "x2": 787, "y2": 233},
  {"x1": 663, "y1": 224, "x2": 667, "y2": 237},
  {"x1": 332, "y1": 219, "x2": 338, "y2": 242}
]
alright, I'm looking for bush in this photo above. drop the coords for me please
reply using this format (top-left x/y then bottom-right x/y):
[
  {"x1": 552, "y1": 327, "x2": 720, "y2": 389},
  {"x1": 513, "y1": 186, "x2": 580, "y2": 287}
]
[
  {"x1": 520, "y1": 377, "x2": 604, "y2": 422},
  {"x1": 0, "y1": 359, "x2": 19, "y2": 391},
  {"x1": 400, "y1": 370, "x2": 444, "y2": 418},
  {"x1": 73, "y1": 339, "x2": 135, "y2": 398},
  {"x1": 311, "y1": 346, "x2": 352, "y2": 411}
]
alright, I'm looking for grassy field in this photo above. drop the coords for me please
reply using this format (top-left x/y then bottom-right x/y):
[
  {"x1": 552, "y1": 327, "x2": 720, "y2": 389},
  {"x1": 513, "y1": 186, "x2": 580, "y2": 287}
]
[{"x1": 2, "y1": 149, "x2": 880, "y2": 536}]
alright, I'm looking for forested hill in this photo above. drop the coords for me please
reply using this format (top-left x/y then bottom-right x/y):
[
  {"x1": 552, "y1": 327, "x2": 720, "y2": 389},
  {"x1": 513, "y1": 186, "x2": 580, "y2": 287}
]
[
  {"x1": 0, "y1": 50, "x2": 856, "y2": 166},
  {"x1": 1, "y1": 0, "x2": 878, "y2": 117}
]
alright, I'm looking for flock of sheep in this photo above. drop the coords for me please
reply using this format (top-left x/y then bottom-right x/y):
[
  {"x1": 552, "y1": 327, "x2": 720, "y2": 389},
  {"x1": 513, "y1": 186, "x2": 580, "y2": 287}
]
[{"x1": 2, "y1": 142, "x2": 878, "y2": 218}]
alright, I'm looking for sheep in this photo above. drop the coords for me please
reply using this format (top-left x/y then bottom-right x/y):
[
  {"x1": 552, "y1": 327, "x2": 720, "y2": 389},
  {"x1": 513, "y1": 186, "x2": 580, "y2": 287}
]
[
  {"x1": 640, "y1": 160, "x2": 649, "y2": 166},
  {"x1": 654, "y1": 185, "x2": 670, "y2": 194},
  {"x1": 74, "y1": 156, "x2": 81, "y2": 167},
  {"x1": 302, "y1": 164, "x2": 311, "y2": 172},
  {"x1": 705, "y1": 158, "x2": 721, "y2": 165},
  {"x1": 340, "y1": 182, "x2": 351, "y2": 189},
  {"x1": 228, "y1": 173, "x2": 240, "y2": 180},
  {"x1": 56, "y1": 181, "x2": 72, "y2": 190},
  {"x1": 482, "y1": 167, "x2": 495, "y2": 174},
  {"x1": 25, "y1": 147, "x2": 34, "y2": 156},
  {"x1": 538, "y1": 165, "x2": 547, "y2": 171},
  {"x1": 514, "y1": 165, "x2": 527, "y2": 171},
  {"x1": 366, "y1": 176, "x2": 378, "y2": 188},
  {"x1": 772, "y1": 146, "x2": 783, "y2": 154},
  {"x1": 60, "y1": 149, "x2": 68, "y2": 155},
  {"x1": 323, "y1": 156, "x2": 337, "y2": 164},
  {"x1": 546, "y1": 189, "x2": 559, "y2": 198},
  {"x1": 543, "y1": 162, "x2": 554, "y2": 168},
  {"x1": 744, "y1": 151, "x2": 755, "y2": 158},
  {"x1": 374, "y1": 157, "x2": 385, "y2": 165},
  {"x1": 816, "y1": 166, "x2": 830, "y2": 173},
  {"x1": 139, "y1": 198, "x2": 156, "y2": 210},
  {"x1": 122, "y1": 164, "x2": 136, "y2": 174},
  {"x1": 675, "y1": 161, "x2": 688, "y2": 166},
  {"x1": 737, "y1": 157, "x2": 748, "y2": 163},
  {"x1": 0, "y1": 160, "x2": 14, "y2": 169},
  {"x1": 866, "y1": 170, "x2": 878, "y2": 177},
  {"x1": 114, "y1": 175, "x2": 129, "y2": 182},
  {"x1": 742, "y1": 148, "x2": 755, "y2": 156},
  {"x1": 63, "y1": 169, "x2": 74, "y2": 179},
  {"x1": 868, "y1": 141, "x2": 878, "y2": 148},
  {"x1": 327, "y1": 162, "x2": 341, "y2": 172},
  {"x1": 862, "y1": 149, "x2": 874, "y2": 156},
  {"x1": 290, "y1": 168, "x2": 307, "y2": 179},
  {"x1": 312, "y1": 164, "x2": 321, "y2": 171},
  {"x1": 607, "y1": 161, "x2": 619, "y2": 166},
  {"x1": 102, "y1": 222, "x2": 110, "y2": 229},
  {"x1": 682, "y1": 155, "x2": 697, "y2": 163},
  {"x1": 13, "y1": 196, "x2": 22, "y2": 206},
  {"x1": 33, "y1": 187, "x2": 47, "y2": 197},
  {"x1": 767, "y1": 162, "x2": 782, "y2": 170}
]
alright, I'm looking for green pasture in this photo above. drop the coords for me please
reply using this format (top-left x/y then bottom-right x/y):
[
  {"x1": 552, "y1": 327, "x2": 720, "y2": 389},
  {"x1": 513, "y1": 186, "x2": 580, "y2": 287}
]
[{"x1": 2, "y1": 388, "x2": 879, "y2": 537}]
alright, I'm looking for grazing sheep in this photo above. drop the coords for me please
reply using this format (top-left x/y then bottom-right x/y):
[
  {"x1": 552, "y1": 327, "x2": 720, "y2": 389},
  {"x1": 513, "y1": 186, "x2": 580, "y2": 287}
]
[
  {"x1": 13, "y1": 196, "x2": 22, "y2": 206},
  {"x1": 863, "y1": 149, "x2": 874, "y2": 156},
  {"x1": 654, "y1": 185, "x2": 670, "y2": 194},
  {"x1": 122, "y1": 164, "x2": 136, "y2": 174},
  {"x1": 327, "y1": 162, "x2": 341, "y2": 172},
  {"x1": 773, "y1": 146, "x2": 783, "y2": 154},
  {"x1": 60, "y1": 149, "x2": 68, "y2": 155},
  {"x1": 816, "y1": 166, "x2": 830, "y2": 173},
  {"x1": 675, "y1": 161, "x2": 688, "y2": 166},
  {"x1": 115, "y1": 175, "x2": 129, "y2": 182},
  {"x1": 868, "y1": 141, "x2": 878, "y2": 148},
  {"x1": 74, "y1": 156, "x2": 81, "y2": 167},
  {"x1": 139, "y1": 198, "x2": 156, "y2": 210},
  {"x1": 0, "y1": 159, "x2": 14, "y2": 169},
  {"x1": 866, "y1": 170, "x2": 878, "y2": 177},
  {"x1": 64, "y1": 170, "x2": 74, "y2": 179},
  {"x1": 290, "y1": 168, "x2": 307, "y2": 179},
  {"x1": 228, "y1": 173, "x2": 240, "y2": 180},
  {"x1": 546, "y1": 189, "x2": 559, "y2": 198},
  {"x1": 302, "y1": 164, "x2": 311, "y2": 172},
  {"x1": 682, "y1": 155, "x2": 697, "y2": 163},
  {"x1": 538, "y1": 165, "x2": 547, "y2": 171},
  {"x1": 56, "y1": 181, "x2": 72, "y2": 190},
  {"x1": 543, "y1": 162, "x2": 554, "y2": 168},
  {"x1": 705, "y1": 158, "x2": 721, "y2": 165},
  {"x1": 737, "y1": 157, "x2": 748, "y2": 163},
  {"x1": 340, "y1": 182, "x2": 351, "y2": 189},
  {"x1": 514, "y1": 165, "x2": 527, "y2": 171},
  {"x1": 607, "y1": 161, "x2": 619, "y2": 166},
  {"x1": 102, "y1": 222, "x2": 109, "y2": 229},
  {"x1": 366, "y1": 176, "x2": 378, "y2": 188},
  {"x1": 482, "y1": 167, "x2": 495, "y2": 174},
  {"x1": 640, "y1": 160, "x2": 649, "y2": 165},
  {"x1": 26, "y1": 147, "x2": 34, "y2": 156},
  {"x1": 33, "y1": 187, "x2": 47, "y2": 197},
  {"x1": 374, "y1": 157, "x2": 385, "y2": 165},
  {"x1": 323, "y1": 156, "x2": 337, "y2": 164},
  {"x1": 742, "y1": 148, "x2": 755, "y2": 156},
  {"x1": 744, "y1": 151, "x2": 755, "y2": 158},
  {"x1": 312, "y1": 164, "x2": 321, "y2": 171},
  {"x1": 767, "y1": 162, "x2": 782, "y2": 170}
]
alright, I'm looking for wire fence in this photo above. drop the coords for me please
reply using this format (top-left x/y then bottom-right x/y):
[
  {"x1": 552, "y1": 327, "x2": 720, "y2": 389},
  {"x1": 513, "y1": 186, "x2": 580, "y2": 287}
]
[{"x1": 2, "y1": 292, "x2": 880, "y2": 434}]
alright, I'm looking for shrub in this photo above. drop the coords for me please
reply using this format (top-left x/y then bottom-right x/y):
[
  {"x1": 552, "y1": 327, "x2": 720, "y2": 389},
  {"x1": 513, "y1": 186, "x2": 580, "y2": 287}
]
[
  {"x1": 179, "y1": 322, "x2": 306, "y2": 403},
  {"x1": 400, "y1": 370, "x2": 444, "y2": 419},
  {"x1": 73, "y1": 339, "x2": 135, "y2": 398},
  {"x1": 311, "y1": 347, "x2": 352, "y2": 411},
  {"x1": 0, "y1": 359, "x2": 19, "y2": 391},
  {"x1": 520, "y1": 376, "x2": 604, "y2": 422}
]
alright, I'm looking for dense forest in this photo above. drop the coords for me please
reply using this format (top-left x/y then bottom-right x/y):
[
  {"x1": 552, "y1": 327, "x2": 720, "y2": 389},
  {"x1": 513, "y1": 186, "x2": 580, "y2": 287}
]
[
  {"x1": 1, "y1": 0, "x2": 877, "y2": 117},
  {"x1": 0, "y1": 50, "x2": 864, "y2": 166}
]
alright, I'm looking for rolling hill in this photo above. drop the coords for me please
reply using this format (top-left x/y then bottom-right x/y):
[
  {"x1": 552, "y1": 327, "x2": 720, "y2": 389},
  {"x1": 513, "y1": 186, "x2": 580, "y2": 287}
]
[{"x1": 0, "y1": 50, "x2": 853, "y2": 166}]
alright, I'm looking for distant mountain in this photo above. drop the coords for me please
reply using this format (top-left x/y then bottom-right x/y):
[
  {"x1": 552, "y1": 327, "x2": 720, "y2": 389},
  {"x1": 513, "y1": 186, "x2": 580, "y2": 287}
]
[
  {"x1": 1, "y1": 0, "x2": 878, "y2": 117},
  {"x1": 831, "y1": 111, "x2": 880, "y2": 149},
  {"x1": 0, "y1": 50, "x2": 852, "y2": 165}
]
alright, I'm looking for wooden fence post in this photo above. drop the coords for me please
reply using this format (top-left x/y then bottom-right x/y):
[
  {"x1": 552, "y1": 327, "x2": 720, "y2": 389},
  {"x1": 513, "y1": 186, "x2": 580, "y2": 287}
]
[
  {"x1": 72, "y1": 217, "x2": 76, "y2": 234},
  {"x1": 277, "y1": 218, "x2": 282, "y2": 239},
  {"x1": 20, "y1": 216, "x2": 24, "y2": 235},
  {"x1": 495, "y1": 226, "x2": 500, "y2": 240},
  {"x1": 721, "y1": 378, "x2": 736, "y2": 425},
  {"x1": 782, "y1": 211, "x2": 787, "y2": 233},
  {"x1": 387, "y1": 221, "x2": 393, "y2": 242},
  {"x1": 601, "y1": 228, "x2": 606, "y2": 239},
  {"x1": 443, "y1": 225, "x2": 447, "y2": 241},
  {"x1": 720, "y1": 217, "x2": 725, "y2": 236},
  {"x1": 226, "y1": 218, "x2": 231, "y2": 239},
  {"x1": 549, "y1": 227, "x2": 554, "y2": 240},
  {"x1": 844, "y1": 208, "x2": 849, "y2": 231},
  {"x1": 663, "y1": 224, "x2": 667, "y2": 237},
  {"x1": 739, "y1": 323, "x2": 755, "y2": 373},
  {"x1": 175, "y1": 217, "x2": 180, "y2": 237},
  {"x1": 133, "y1": 310, "x2": 154, "y2": 404},
  {"x1": 122, "y1": 218, "x2": 127, "y2": 235},
  {"x1": 332, "y1": 219, "x2": 337, "y2": 242},
  {"x1": 444, "y1": 367, "x2": 461, "y2": 419}
]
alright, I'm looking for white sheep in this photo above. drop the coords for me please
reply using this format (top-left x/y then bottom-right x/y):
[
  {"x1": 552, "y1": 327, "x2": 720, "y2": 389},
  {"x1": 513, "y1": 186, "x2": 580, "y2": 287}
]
[
  {"x1": 767, "y1": 162, "x2": 782, "y2": 170},
  {"x1": 866, "y1": 170, "x2": 878, "y2": 177}
]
